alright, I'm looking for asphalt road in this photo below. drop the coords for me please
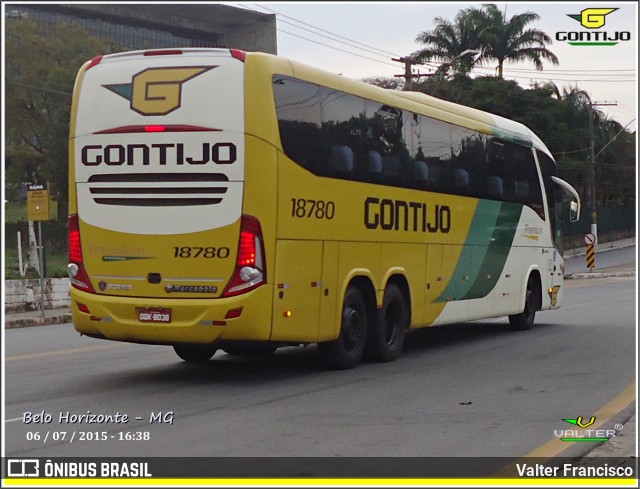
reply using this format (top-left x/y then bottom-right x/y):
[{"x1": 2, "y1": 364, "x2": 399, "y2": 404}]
[{"x1": 3, "y1": 274, "x2": 636, "y2": 475}]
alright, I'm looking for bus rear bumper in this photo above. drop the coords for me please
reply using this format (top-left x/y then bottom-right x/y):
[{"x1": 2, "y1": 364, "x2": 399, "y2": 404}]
[{"x1": 70, "y1": 288, "x2": 272, "y2": 345}]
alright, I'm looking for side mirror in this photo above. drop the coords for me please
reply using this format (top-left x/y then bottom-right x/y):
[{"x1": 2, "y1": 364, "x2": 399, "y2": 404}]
[
  {"x1": 552, "y1": 176, "x2": 581, "y2": 222},
  {"x1": 570, "y1": 200, "x2": 580, "y2": 223}
]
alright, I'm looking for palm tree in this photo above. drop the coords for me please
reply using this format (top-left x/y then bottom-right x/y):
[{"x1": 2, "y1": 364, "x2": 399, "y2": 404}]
[
  {"x1": 468, "y1": 4, "x2": 559, "y2": 78},
  {"x1": 413, "y1": 10, "x2": 485, "y2": 77}
]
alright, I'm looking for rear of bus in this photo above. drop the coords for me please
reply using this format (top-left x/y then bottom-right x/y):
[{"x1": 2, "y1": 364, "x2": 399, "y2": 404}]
[{"x1": 68, "y1": 48, "x2": 274, "y2": 349}]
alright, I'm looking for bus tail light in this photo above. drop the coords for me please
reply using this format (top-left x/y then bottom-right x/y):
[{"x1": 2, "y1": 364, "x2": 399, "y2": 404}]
[
  {"x1": 229, "y1": 49, "x2": 246, "y2": 62},
  {"x1": 68, "y1": 214, "x2": 95, "y2": 293},
  {"x1": 222, "y1": 215, "x2": 266, "y2": 297}
]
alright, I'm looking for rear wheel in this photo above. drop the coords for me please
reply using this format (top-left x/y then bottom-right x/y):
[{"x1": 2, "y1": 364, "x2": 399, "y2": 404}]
[
  {"x1": 365, "y1": 283, "x2": 407, "y2": 362},
  {"x1": 509, "y1": 275, "x2": 539, "y2": 331},
  {"x1": 173, "y1": 344, "x2": 217, "y2": 363},
  {"x1": 318, "y1": 286, "x2": 368, "y2": 370}
]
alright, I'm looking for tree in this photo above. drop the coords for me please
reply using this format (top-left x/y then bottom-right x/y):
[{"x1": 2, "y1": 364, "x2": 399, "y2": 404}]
[
  {"x1": 411, "y1": 74, "x2": 634, "y2": 212},
  {"x1": 413, "y1": 10, "x2": 485, "y2": 77},
  {"x1": 467, "y1": 4, "x2": 559, "y2": 78},
  {"x1": 413, "y1": 5, "x2": 558, "y2": 80},
  {"x1": 361, "y1": 76, "x2": 403, "y2": 90},
  {"x1": 5, "y1": 18, "x2": 118, "y2": 226}
]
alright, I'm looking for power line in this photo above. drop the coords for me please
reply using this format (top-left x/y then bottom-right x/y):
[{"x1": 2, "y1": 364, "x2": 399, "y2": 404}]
[
  {"x1": 239, "y1": 3, "x2": 400, "y2": 69},
  {"x1": 275, "y1": 17, "x2": 396, "y2": 61},
  {"x1": 497, "y1": 67, "x2": 635, "y2": 74},
  {"x1": 6, "y1": 81, "x2": 72, "y2": 96},
  {"x1": 278, "y1": 29, "x2": 399, "y2": 68},
  {"x1": 250, "y1": 3, "x2": 402, "y2": 59}
]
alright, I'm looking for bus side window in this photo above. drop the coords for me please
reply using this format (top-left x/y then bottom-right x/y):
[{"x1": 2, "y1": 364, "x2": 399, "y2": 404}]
[{"x1": 273, "y1": 76, "x2": 323, "y2": 174}]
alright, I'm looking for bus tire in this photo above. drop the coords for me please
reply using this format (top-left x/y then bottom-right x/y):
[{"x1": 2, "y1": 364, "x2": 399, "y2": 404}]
[
  {"x1": 508, "y1": 275, "x2": 539, "y2": 331},
  {"x1": 173, "y1": 344, "x2": 217, "y2": 363},
  {"x1": 365, "y1": 283, "x2": 407, "y2": 362},
  {"x1": 318, "y1": 286, "x2": 368, "y2": 370}
]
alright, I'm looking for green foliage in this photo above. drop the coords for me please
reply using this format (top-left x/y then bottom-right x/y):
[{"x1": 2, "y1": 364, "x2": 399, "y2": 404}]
[
  {"x1": 5, "y1": 18, "x2": 120, "y2": 244},
  {"x1": 412, "y1": 75, "x2": 635, "y2": 208},
  {"x1": 4, "y1": 246, "x2": 68, "y2": 280},
  {"x1": 413, "y1": 3, "x2": 558, "y2": 78}
]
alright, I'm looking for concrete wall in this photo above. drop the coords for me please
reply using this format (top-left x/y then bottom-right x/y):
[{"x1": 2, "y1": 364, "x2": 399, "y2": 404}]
[{"x1": 4, "y1": 278, "x2": 70, "y2": 312}]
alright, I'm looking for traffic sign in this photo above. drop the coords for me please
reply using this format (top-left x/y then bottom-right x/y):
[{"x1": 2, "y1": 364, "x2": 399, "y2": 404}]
[
  {"x1": 584, "y1": 233, "x2": 596, "y2": 245},
  {"x1": 26, "y1": 183, "x2": 51, "y2": 221}
]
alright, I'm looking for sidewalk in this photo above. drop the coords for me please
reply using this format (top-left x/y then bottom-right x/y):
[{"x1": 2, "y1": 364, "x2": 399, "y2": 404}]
[
  {"x1": 585, "y1": 412, "x2": 636, "y2": 457},
  {"x1": 3, "y1": 306, "x2": 72, "y2": 329}
]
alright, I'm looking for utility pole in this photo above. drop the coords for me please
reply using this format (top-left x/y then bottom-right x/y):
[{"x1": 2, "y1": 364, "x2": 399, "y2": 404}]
[
  {"x1": 395, "y1": 50, "x2": 481, "y2": 93},
  {"x1": 392, "y1": 56, "x2": 431, "y2": 91},
  {"x1": 586, "y1": 100, "x2": 617, "y2": 244}
]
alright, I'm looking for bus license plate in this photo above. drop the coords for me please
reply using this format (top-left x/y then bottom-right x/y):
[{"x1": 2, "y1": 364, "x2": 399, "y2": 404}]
[{"x1": 137, "y1": 308, "x2": 172, "y2": 324}]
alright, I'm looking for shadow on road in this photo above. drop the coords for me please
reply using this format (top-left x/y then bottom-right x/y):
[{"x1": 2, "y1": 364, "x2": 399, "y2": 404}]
[{"x1": 84, "y1": 320, "x2": 563, "y2": 389}]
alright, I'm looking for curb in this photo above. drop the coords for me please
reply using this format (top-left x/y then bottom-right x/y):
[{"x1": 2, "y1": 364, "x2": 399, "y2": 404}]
[
  {"x1": 564, "y1": 242, "x2": 636, "y2": 260},
  {"x1": 565, "y1": 271, "x2": 636, "y2": 280},
  {"x1": 5, "y1": 314, "x2": 72, "y2": 329}
]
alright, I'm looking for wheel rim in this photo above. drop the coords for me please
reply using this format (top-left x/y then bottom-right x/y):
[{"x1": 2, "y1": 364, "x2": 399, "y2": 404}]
[
  {"x1": 384, "y1": 301, "x2": 401, "y2": 346},
  {"x1": 524, "y1": 289, "x2": 534, "y2": 320},
  {"x1": 342, "y1": 305, "x2": 363, "y2": 352}
]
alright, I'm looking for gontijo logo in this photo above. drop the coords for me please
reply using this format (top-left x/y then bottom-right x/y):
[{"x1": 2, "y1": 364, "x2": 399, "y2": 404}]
[
  {"x1": 568, "y1": 8, "x2": 617, "y2": 29},
  {"x1": 557, "y1": 8, "x2": 630, "y2": 46},
  {"x1": 103, "y1": 66, "x2": 216, "y2": 116}
]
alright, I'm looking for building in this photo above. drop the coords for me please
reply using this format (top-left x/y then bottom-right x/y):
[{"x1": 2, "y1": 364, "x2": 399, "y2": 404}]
[{"x1": 5, "y1": 3, "x2": 277, "y2": 54}]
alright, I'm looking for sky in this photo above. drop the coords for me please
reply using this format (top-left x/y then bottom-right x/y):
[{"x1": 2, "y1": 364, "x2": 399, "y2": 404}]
[{"x1": 235, "y1": 1, "x2": 637, "y2": 132}]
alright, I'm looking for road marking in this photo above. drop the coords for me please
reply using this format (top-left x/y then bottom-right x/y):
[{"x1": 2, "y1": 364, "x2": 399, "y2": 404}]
[
  {"x1": 493, "y1": 381, "x2": 636, "y2": 476},
  {"x1": 5, "y1": 343, "x2": 130, "y2": 362}
]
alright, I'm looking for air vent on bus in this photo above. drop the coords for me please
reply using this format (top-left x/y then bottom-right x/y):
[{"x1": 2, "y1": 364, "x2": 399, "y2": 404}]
[{"x1": 87, "y1": 173, "x2": 228, "y2": 207}]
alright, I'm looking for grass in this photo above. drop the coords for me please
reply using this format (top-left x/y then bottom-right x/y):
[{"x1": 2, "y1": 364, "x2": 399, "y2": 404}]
[
  {"x1": 4, "y1": 200, "x2": 59, "y2": 223},
  {"x1": 5, "y1": 200, "x2": 66, "y2": 279},
  {"x1": 4, "y1": 246, "x2": 68, "y2": 280}
]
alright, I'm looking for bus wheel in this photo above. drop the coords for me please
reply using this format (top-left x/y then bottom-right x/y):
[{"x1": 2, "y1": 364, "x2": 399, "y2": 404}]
[
  {"x1": 318, "y1": 286, "x2": 368, "y2": 370},
  {"x1": 508, "y1": 275, "x2": 539, "y2": 331},
  {"x1": 365, "y1": 284, "x2": 407, "y2": 362},
  {"x1": 173, "y1": 344, "x2": 217, "y2": 363}
]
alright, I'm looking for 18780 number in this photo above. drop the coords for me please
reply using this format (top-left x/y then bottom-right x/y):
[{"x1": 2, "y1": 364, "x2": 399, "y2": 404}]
[
  {"x1": 173, "y1": 247, "x2": 230, "y2": 258},
  {"x1": 291, "y1": 199, "x2": 335, "y2": 220}
]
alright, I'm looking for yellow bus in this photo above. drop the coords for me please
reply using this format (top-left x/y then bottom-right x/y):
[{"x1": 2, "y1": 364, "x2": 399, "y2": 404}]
[{"x1": 68, "y1": 48, "x2": 580, "y2": 369}]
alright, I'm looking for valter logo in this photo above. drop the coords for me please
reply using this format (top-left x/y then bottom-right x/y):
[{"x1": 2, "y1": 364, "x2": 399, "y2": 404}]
[{"x1": 557, "y1": 8, "x2": 630, "y2": 46}]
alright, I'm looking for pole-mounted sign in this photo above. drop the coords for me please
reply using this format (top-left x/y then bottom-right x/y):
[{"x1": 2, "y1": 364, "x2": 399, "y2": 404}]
[
  {"x1": 26, "y1": 183, "x2": 52, "y2": 221},
  {"x1": 584, "y1": 233, "x2": 596, "y2": 270}
]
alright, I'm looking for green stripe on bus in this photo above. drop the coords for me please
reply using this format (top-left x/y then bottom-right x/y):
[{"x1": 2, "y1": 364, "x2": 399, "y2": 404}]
[
  {"x1": 436, "y1": 202, "x2": 522, "y2": 302},
  {"x1": 463, "y1": 203, "x2": 522, "y2": 300},
  {"x1": 436, "y1": 200, "x2": 501, "y2": 302}
]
